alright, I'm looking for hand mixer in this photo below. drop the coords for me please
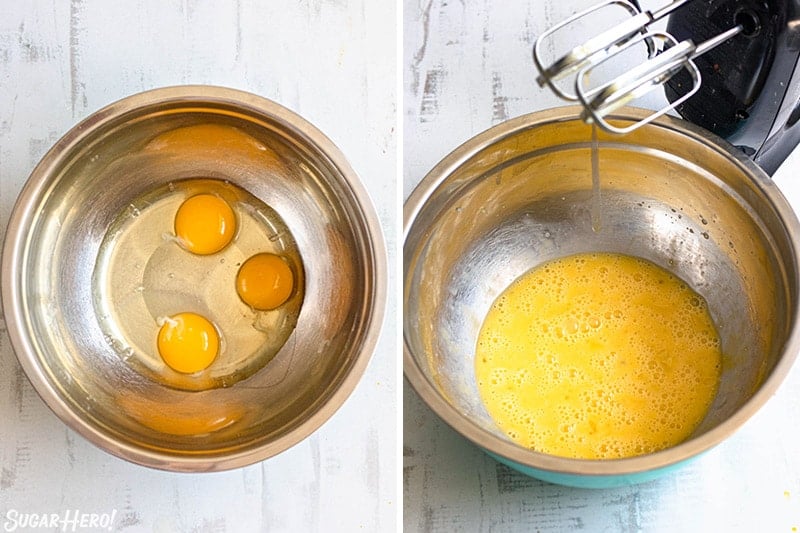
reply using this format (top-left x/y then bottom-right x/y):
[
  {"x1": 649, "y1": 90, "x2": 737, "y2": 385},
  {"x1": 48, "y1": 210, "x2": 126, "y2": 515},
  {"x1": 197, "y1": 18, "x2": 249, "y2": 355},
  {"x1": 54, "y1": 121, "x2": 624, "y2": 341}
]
[{"x1": 534, "y1": 0, "x2": 800, "y2": 174}]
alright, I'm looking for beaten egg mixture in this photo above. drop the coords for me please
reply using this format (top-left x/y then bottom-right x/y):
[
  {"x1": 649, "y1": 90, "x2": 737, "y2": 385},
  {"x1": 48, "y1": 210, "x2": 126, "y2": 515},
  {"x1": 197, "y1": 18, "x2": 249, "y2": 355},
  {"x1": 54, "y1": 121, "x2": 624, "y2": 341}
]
[{"x1": 475, "y1": 252, "x2": 722, "y2": 459}]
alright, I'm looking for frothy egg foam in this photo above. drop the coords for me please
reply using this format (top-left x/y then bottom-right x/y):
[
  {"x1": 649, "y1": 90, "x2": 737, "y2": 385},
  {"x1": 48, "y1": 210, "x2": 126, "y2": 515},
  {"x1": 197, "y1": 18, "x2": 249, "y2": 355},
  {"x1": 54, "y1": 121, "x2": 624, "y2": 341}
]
[{"x1": 475, "y1": 252, "x2": 722, "y2": 459}]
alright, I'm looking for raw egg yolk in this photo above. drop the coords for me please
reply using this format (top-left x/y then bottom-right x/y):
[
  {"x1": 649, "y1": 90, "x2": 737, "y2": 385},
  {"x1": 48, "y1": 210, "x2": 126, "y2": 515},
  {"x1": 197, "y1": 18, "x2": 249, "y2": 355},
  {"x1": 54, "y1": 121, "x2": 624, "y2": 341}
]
[
  {"x1": 236, "y1": 253, "x2": 294, "y2": 310},
  {"x1": 174, "y1": 194, "x2": 236, "y2": 255},
  {"x1": 157, "y1": 312, "x2": 219, "y2": 374}
]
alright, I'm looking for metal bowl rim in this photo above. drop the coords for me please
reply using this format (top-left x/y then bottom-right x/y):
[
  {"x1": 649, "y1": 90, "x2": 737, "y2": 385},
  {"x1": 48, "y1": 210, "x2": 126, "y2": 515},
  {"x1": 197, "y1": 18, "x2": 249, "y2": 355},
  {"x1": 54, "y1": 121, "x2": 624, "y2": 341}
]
[
  {"x1": 403, "y1": 105, "x2": 800, "y2": 477},
  {"x1": 1, "y1": 85, "x2": 388, "y2": 472}
]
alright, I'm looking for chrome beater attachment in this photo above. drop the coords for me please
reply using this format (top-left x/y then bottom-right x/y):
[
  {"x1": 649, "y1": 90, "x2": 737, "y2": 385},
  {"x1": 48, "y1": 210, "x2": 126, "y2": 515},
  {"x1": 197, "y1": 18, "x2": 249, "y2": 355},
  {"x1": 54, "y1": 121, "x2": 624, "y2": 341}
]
[{"x1": 533, "y1": 0, "x2": 743, "y2": 134}]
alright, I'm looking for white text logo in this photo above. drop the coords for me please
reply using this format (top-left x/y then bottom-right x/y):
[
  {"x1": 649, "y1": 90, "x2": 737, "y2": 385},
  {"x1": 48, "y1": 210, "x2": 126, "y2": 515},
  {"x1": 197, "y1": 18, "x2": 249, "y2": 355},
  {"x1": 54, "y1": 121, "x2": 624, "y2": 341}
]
[{"x1": 3, "y1": 509, "x2": 117, "y2": 532}]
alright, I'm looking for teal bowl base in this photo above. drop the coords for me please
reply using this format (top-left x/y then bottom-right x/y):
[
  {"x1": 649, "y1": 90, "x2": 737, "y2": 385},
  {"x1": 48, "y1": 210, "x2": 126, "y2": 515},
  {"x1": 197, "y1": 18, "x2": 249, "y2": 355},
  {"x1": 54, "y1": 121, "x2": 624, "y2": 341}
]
[{"x1": 486, "y1": 451, "x2": 700, "y2": 489}]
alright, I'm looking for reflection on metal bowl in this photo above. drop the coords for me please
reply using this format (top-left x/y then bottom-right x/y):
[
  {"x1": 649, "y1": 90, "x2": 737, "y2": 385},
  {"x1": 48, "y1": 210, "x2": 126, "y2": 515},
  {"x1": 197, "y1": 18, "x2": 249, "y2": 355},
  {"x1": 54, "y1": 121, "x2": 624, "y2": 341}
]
[
  {"x1": 404, "y1": 106, "x2": 800, "y2": 487},
  {"x1": 2, "y1": 86, "x2": 386, "y2": 472}
]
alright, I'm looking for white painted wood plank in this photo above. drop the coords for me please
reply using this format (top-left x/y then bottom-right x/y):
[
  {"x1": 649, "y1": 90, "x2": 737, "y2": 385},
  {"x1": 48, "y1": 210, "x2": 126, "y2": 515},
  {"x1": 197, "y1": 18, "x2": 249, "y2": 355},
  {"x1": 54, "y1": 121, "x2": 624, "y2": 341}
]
[{"x1": 1, "y1": 1, "x2": 397, "y2": 532}]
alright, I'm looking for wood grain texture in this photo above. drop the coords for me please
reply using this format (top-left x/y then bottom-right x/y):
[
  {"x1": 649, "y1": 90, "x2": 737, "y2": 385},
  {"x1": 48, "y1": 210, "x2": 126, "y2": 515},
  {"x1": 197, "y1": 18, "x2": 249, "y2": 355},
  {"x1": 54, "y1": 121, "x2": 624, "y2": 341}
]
[
  {"x1": 0, "y1": 1, "x2": 396, "y2": 532},
  {"x1": 403, "y1": 0, "x2": 800, "y2": 531}
]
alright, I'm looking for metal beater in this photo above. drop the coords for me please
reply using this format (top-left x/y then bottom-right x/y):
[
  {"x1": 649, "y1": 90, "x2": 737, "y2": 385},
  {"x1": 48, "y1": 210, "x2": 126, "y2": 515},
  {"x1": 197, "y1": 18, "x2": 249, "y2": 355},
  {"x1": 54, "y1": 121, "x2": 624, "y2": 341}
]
[{"x1": 533, "y1": 0, "x2": 743, "y2": 134}]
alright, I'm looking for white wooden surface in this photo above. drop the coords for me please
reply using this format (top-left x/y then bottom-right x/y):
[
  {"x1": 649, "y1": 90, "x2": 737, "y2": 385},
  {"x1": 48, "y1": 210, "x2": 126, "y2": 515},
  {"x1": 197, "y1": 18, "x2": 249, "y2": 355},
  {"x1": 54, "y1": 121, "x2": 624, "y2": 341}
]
[
  {"x1": 403, "y1": 0, "x2": 800, "y2": 531},
  {"x1": 0, "y1": 2, "x2": 397, "y2": 532}
]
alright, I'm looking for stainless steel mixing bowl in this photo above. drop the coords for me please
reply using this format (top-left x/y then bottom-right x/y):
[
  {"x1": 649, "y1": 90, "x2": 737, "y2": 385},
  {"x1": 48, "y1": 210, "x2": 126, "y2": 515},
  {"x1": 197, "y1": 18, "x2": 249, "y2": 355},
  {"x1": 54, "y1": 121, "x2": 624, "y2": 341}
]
[
  {"x1": 2, "y1": 86, "x2": 386, "y2": 471},
  {"x1": 404, "y1": 106, "x2": 800, "y2": 487}
]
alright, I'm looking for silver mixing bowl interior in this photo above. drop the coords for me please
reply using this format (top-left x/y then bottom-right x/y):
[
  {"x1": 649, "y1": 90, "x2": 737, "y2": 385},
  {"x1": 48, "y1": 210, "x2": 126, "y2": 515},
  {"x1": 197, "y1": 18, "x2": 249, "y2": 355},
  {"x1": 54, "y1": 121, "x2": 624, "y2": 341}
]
[
  {"x1": 2, "y1": 86, "x2": 386, "y2": 471},
  {"x1": 404, "y1": 107, "x2": 800, "y2": 476}
]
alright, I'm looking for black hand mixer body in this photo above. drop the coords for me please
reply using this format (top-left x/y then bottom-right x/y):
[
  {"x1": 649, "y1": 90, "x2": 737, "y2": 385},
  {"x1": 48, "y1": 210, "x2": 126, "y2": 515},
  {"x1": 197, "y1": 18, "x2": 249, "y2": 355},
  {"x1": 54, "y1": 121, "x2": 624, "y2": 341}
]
[{"x1": 665, "y1": 0, "x2": 800, "y2": 174}]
